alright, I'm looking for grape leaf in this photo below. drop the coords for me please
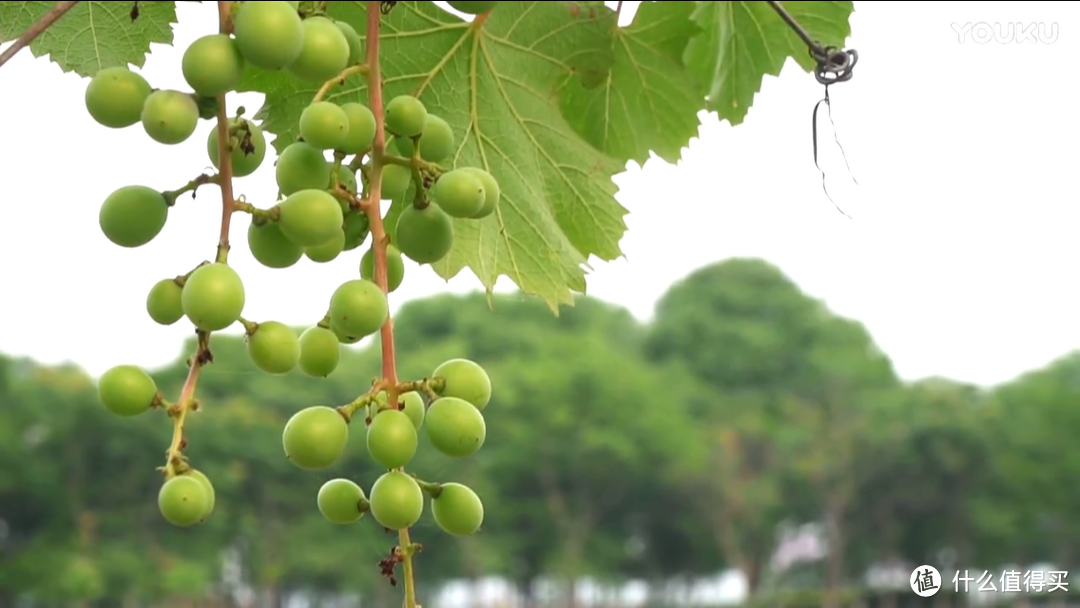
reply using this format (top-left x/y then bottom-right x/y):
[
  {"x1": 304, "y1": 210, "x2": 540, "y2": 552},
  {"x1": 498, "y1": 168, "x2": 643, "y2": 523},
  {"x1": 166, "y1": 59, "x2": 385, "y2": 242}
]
[
  {"x1": 0, "y1": 1, "x2": 178, "y2": 77},
  {"x1": 560, "y1": 0, "x2": 704, "y2": 165},
  {"x1": 237, "y1": 1, "x2": 628, "y2": 312},
  {"x1": 684, "y1": 0, "x2": 854, "y2": 126}
]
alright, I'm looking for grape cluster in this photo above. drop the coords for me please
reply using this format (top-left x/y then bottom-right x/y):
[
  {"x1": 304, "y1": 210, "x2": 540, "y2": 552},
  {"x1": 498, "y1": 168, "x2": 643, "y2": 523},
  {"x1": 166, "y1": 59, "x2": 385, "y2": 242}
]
[{"x1": 84, "y1": 0, "x2": 500, "y2": 537}]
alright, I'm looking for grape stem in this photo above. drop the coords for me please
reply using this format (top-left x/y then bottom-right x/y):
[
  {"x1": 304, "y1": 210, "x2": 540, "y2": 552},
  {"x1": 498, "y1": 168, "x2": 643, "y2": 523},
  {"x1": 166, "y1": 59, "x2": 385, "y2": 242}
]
[
  {"x1": 162, "y1": 173, "x2": 220, "y2": 206},
  {"x1": 0, "y1": 1, "x2": 80, "y2": 69},
  {"x1": 313, "y1": 63, "x2": 371, "y2": 103}
]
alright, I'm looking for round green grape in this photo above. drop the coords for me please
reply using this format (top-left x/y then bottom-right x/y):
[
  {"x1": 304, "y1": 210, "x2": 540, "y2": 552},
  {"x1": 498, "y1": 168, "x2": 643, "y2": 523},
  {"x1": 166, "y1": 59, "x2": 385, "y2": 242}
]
[
  {"x1": 182, "y1": 34, "x2": 244, "y2": 96},
  {"x1": 141, "y1": 90, "x2": 199, "y2": 145},
  {"x1": 381, "y1": 163, "x2": 412, "y2": 200},
  {"x1": 232, "y1": 0, "x2": 304, "y2": 70},
  {"x1": 207, "y1": 118, "x2": 267, "y2": 178},
  {"x1": 432, "y1": 358, "x2": 492, "y2": 410},
  {"x1": 98, "y1": 185, "x2": 169, "y2": 248},
  {"x1": 304, "y1": 229, "x2": 346, "y2": 263},
  {"x1": 300, "y1": 101, "x2": 350, "y2": 150},
  {"x1": 84, "y1": 67, "x2": 152, "y2": 129},
  {"x1": 182, "y1": 469, "x2": 216, "y2": 520},
  {"x1": 366, "y1": 409, "x2": 418, "y2": 469},
  {"x1": 247, "y1": 220, "x2": 303, "y2": 268},
  {"x1": 431, "y1": 482, "x2": 484, "y2": 536},
  {"x1": 394, "y1": 115, "x2": 455, "y2": 162},
  {"x1": 462, "y1": 167, "x2": 500, "y2": 218},
  {"x1": 359, "y1": 245, "x2": 405, "y2": 292},
  {"x1": 334, "y1": 165, "x2": 358, "y2": 195},
  {"x1": 338, "y1": 102, "x2": 376, "y2": 154},
  {"x1": 277, "y1": 189, "x2": 344, "y2": 247},
  {"x1": 395, "y1": 203, "x2": 454, "y2": 264},
  {"x1": 385, "y1": 95, "x2": 427, "y2": 138},
  {"x1": 336, "y1": 21, "x2": 363, "y2": 66},
  {"x1": 158, "y1": 476, "x2": 211, "y2": 527},
  {"x1": 432, "y1": 169, "x2": 485, "y2": 218},
  {"x1": 289, "y1": 17, "x2": 350, "y2": 83},
  {"x1": 146, "y1": 278, "x2": 184, "y2": 326},
  {"x1": 329, "y1": 279, "x2": 388, "y2": 338},
  {"x1": 318, "y1": 478, "x2": 367, "y2": 524},
  {"x1": 298, "y1": 326, "x2": 341, "y2": 377},
  {"x1": 446, "y1": 0, "x2": 499, "y2": 15},
  {"x1": 330, "y1": 321, "x2": 363, "y2": 345},
  {"x1": 247, "y1": 321, "x2": 300, "y2": 374},
  {"x1": 275, "y1": 141, "x2": 331, "y2": 195},
  {"x1": 97, "y1": 364, "x2": 157, "y2": 417},
  {"x1": 181, "y1": 263, "x2": 246, "y2": 332},
  {"x1": 342, "y1": 211, "x2": 370, "y2": 251},
  {"x1": 400, "y1": 391, "x2": 425, "y2": 429},
  {"x1": 425, "y1": 397, "x2": 486, "y2": 458},
  {"x1": 369, "y1": 471, "x2": 424, "y2": 530},
  {"x1": 282, "y1": 405, "x2": 349, "y2": 470}
]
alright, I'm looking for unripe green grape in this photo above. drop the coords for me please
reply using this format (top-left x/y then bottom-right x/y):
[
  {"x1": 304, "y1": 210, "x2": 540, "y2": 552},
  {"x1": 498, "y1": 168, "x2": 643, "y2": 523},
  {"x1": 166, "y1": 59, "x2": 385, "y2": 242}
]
[
  {"x1": 97, "y1": 364, "x2": 157, "y2": 417},
  {"x1": 246, "y1": 321, "x2": 300, "y2": 374},
  {"x1": 462, "y1": 167, "x2": 500, "y2": 218},
  {"x1": 158, "y1": 476, "x2": 211, "y2": 527},
  {"x1": 275, "y1": 141, "x2": 331, "y2": 196},
  {"x1": 366, "y1": 409, "x2": 418, "y2": 469},
  {"x1": 182, "y1": 34, "x2": 244, "y2": 96},
  {"x1": 369, "y1": 471, "x2": 424, "y2": 530},
  {"x1": 181, "y1": 263, "x2": 246, "y2": 332},
  {"x1": 394, "y1": 115, "x2": 455, "y2": 163},
  {"x1": 381, "y1": 163, "x2": 412, "y2": 200},
  {"x1": 330, "y1": 321, "x2": 363, "y2": 345},
  {"x1": 425, "y1": 397, "x2": 486, "y2": 458},
  {"x1": 146, "y1": 278, "x2": 184, "y2": 326},
  {"x1": 400, "y1": 391, "x2": 426, "y2": 429},
  {"x1": 359, "y1": 245, "x2": 405, "y2": 292},
  {"x1": 333, "y1": 165, "x2": 358, "y2": 195},
  {"x1": 298, "y1": 326, "x2": 341, "y2": 377},
  {"x1": 329, "y1": 279, "x2": 388, "y2": 338},
  {"x1": 277, "y1": 189, "x2": 344, "y2": 247},
  {"x1": 300, "y1": 101, "x2": 350, "y2": 151},
  {"x1": 282, "y1": 405, "x2": 349, "y2": 470},
  {"x1": 304, "y1": 229, "x2": 346, "y2": 263},
  {"x1": 247, "y1": 220, "x2": 303, "y2": 268},
  {"x1": 339, "y1": 102, "x2": 376, "y2": 154},
  {"x1": 84, "y1": 67, "x2": 152, "y2": 129},
  {"x1": 396, "y1": 203, "x2": 454, "y2": 264},
  {"x1": 289, "y1": 17, "x2": 350, "y2": 83},
  {"x1": 318, "y1": 478, "x2": 367, "y2": 524},
  {"x1": 141, "y1": 90, "x2": 199, "y2": 145},
  {"x1": 182, "y1": 469, "x2": 216, "y2": 520},
  {"x1": 431, "y1": 482, "x2": 484, "y2": 536},
  {"x1": 342, "y1": 211, "x2": 370, "y2": 251},
  {"x1": 232, "y1": 0, "x2": 304, "y2": 70},
  {"x1": 432, "y1": 358, "x2": 492, "y2": 410},
  {"x1": 446, "y1": 0, "x2": 499, "y2": 15},
  {"x1": 432, "y1": 169, "x2": 485, "y2": 218},
  {"x1": 385, "y1": 95, "x2": 427, "y2": 138},
  {"x1": 99, "y1": 186, "x2": 169, "y2": 248},
  {"x1": 207, "y1": 118, "x2": 267, "y2": 178},
  {"x1": 336, "y1": 21, "x2": 363, "y2": 66}
]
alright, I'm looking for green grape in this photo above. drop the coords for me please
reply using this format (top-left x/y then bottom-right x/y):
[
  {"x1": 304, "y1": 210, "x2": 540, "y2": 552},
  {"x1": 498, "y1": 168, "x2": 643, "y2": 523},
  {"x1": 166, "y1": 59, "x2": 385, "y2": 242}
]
[
  {"x1": 395, "y1": 203, "x2": 454, "y2": 264},
  {"x1": 333, "y1": 165, "x2": 358, "y2": 195},
  {"x1": 158, "y1": 476, "x2": 211, "y2": 527},
  {"x1": 446, "y1": 0, "x2": 499, "y2": 14},
  {"x1": 141, "y1": 90, "x2": 199, "y2": 145},
  {"x1": 432, "y1": 358, "x2": 492, "y2": 410},
  {"x1": 400, "y1": 391, "x2": 426, "y2": 429},
  {"x1": 366, "y1": 409, "x2": 418, "y2": 469},
  {"x1": 462, "y1": 167, "x2": 500, "y2": 218},
  {"x1": 207, "y1": 118, "x2": 267, "y2": 178},
  {"x1": 431, "y1": 482, "x2": 484, "y2": 536},
  {"x1": 381, "y1": 163, "x2": 412, "y2": 200},
  {"x1": 394, "y1": 115, "x2": 455, "y2": 163},
  {"x1": 342, "y1": 211, "x2": 370, "y2": 251},
  {"x1": 339, "y1": 102, "x2": 376, "y2": 154},
  {"x1": 181, "y1": 263, "x2": 246, "y2": 332},
  {"x1": 304, "y1": 229, "x2": 346, "y2": 263},
  {"x1": 369, "y1": 471, "x2": 424, "y2": 530},
  {"x1": 385, "y1": 95, "x2": 427, "y2": 138},
  {"x1": 246, "y1": 321, "x2": 300, "y2": 374},
  {"x1": 97, "y1": 364, "x2": 157, "y2": 417},
  {"x1": 182, "y1": 469, "x2": 216, "y2": 520},
  {"x1": 335, "y1": 21, "x2": 363, "y2": 66},
  {"x1": 318, "y1": 478, "x2": 367, "y2": 524},
  {"x1": 84, "y1": 67, "x2": 152, "y2": 129},
  {"x1": 277, "y1": 189, "x2": 344, "y2": 247},
  {"x1": 289, "y1": 17, "x2": 350, "y2": 83},
  {"x1": 275, "y1": 141, "x2": 331, "y2": 195},
  {"x1": 329, "y1": 279, "x2": 388, "y2": 338},
  {"x1": 425, "y1": 397, "x2": 486, "y2": 458},
  {"x1": 298, "y1": 326, "x2": 341, "y2": 377},
  {"x1": 232, "y1": 0, "x2": 304, "y2": 70},
  {"x1": 299, "y1": 101, "x2": 350, "y2": 151},
  {"x1": 98, "y1": 186, "x2": 169, "y2": 248},
  {"x1": 282, "y1": 405, "x2": 349, "y2": 470},
  {"x1": 247, "y1": 220, "x2": 303, "y2": 268},
  {"x1": 146, "y1": 278, "x2": 184, "y2": 326},
  {"x1": 432, "y1": 169, "x2": 485, "y2": 218},
  {"x1": 181, "y1": 34, "x2": 244, "y2": 96},
  {"x1": 330, "y1": 321, "x2": 363, "y2": 345},
  {"x1": 285, "y1": 0, "x2": 299, "y2": 8},
  {"x1": 359, "y1": 245, "x2": 405, "y2": 293}
]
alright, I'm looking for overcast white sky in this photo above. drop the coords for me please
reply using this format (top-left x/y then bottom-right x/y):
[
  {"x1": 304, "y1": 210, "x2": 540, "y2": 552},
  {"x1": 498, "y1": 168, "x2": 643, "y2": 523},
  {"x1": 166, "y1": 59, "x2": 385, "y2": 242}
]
[{"x1": 0, "y1": 1, "x2": 1075, "y2": 388}]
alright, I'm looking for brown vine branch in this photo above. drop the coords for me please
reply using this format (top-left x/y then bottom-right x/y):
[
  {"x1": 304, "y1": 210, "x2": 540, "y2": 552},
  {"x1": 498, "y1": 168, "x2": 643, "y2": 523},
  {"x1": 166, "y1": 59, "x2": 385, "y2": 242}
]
[{"x1": 0, "y1": 1, "x2": 80, "y2": 69}]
